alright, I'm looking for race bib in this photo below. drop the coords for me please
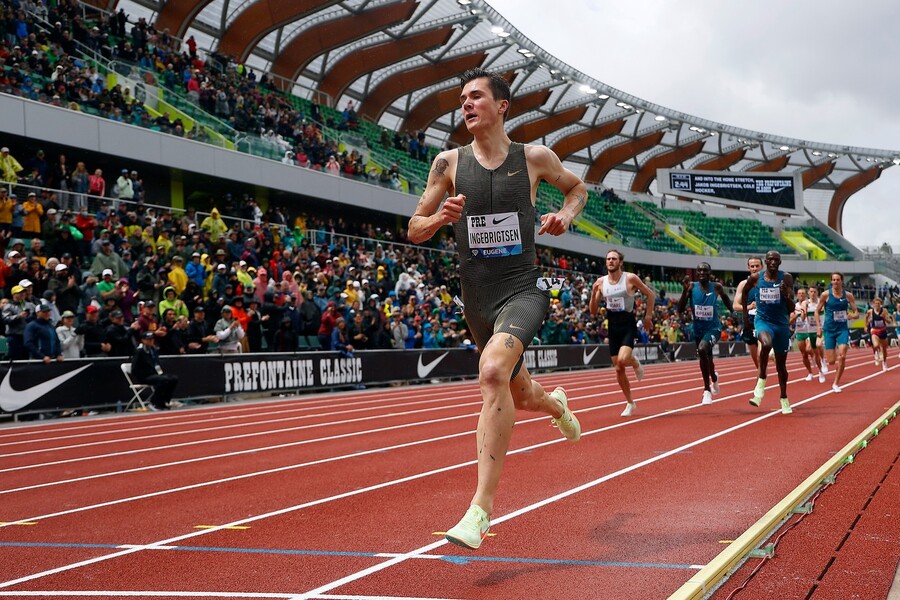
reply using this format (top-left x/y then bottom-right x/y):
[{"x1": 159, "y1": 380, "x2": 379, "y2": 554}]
[
  {"x1": 833, "y1": 310, "x2": 848, "y2": 322},
  {"x1": 758, "y1": 286, "x2": 781, "y2": 303},
  {"x1": 536, "y1": 277, "x2": 565, "y2": 291},
  {"x1": 694, "y1": 305, "x2": 714, "y2": 320},
  {"x1": 467, "y1": 212, "x2": 522, "y2": 258},
  {"x1": 606, "y1": 297, "x2": 625, "y2": 311}
]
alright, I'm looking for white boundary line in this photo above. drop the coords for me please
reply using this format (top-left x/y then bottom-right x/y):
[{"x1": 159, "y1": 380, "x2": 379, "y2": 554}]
[{"x1": 0, "y1": 364, "x2": 887, "y2": 591}]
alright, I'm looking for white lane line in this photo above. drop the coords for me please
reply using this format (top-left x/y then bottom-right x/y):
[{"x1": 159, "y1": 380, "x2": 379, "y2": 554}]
[
  {"x1": 292, "y1": 365, "x2": 891, "y2": 600},
  {"x1": 0, "y1": 362, "x2": 718, "y2": 471},
  {"x1": 0, "y1": 592, "x2": 464, "y2": 599},
  {"x1": 0, "y1": 359, "x2": 721, "y2": 446},
  {"x1": 0, "y1": 366, "x2": 882, "y2": 590},
  {"x1": 1, "y1": 358, "x2": 866, "y2": 498},
  {"x1": 0, "y1": 368, "x2": 761, "y2": 494}
]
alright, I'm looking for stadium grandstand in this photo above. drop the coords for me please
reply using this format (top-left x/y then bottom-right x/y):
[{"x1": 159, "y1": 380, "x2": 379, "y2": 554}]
[{"x1": 1, "y1": 1, "x2": 899, "y2": 598}]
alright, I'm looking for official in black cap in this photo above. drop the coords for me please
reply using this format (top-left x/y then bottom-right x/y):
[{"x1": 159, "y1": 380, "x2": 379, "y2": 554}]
[{"x1": 131, "y1": 331, "x2": 179, "y2": 410}]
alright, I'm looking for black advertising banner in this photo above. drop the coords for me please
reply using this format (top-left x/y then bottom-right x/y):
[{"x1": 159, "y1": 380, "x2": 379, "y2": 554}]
[{"x1": 0, "y1": 343, "x2": 673, "y2": 415}]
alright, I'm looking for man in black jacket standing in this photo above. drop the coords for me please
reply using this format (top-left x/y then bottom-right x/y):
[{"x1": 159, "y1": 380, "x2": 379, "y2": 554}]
[{"x1": 131, "y1": 331, "x2": 178, "y2": 411}]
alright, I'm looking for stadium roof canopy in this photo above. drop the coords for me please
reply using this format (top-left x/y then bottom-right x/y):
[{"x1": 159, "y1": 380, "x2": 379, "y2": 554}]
[{"x1": 92, "y1": 0, "x2": 899, "y2": 230}]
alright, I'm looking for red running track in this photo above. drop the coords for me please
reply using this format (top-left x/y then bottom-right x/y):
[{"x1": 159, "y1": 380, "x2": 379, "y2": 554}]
[{"x1": 0, "y1": 349, "x2": 897, "y2": 599}]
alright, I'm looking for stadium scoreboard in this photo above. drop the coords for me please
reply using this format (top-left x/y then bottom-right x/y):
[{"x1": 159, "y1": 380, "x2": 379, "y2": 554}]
[{"x1": 657, "y1": 169, "x2": 803, "y2": 214}]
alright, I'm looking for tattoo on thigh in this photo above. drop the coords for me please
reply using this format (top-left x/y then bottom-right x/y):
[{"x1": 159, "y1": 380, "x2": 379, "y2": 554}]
[{"x1": 504, "y1": 334, "x2": 514, "y2": 349}]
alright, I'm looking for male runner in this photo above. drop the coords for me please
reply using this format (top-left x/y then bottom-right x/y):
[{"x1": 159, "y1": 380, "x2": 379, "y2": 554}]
[
  {"x1": 794, "y1": 288, "x2": 825, "y2": 382},
  {"x1": 815, "y1": 272, "x2": 859, "y2": 392},
  {"x1": 741, "y1": 251, "x2": 794, "y2": 415},
  {"x1": 408, "y1": 68, "x2": 583, "y2": 550},
  {"x1": 807, "y1": 286, "x2": 828, "y2": 374},
  {"x1": 589, "y1": 249, "x2": 656, "y2": 417},
  {"x1": 733, "y1": 256, "x2": 763, "y2": 370},
  {"x1": 865, "y1": 297, "x2": 892, "y2": 371},
  {"x1": 677, "y1": 262, "x2": 731, "y2": 404}
]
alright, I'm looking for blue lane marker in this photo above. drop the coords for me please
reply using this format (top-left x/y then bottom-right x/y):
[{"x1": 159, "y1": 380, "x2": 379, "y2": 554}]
[{"x1": 0, "y1": 541, "x2": 696, "y2": 570}]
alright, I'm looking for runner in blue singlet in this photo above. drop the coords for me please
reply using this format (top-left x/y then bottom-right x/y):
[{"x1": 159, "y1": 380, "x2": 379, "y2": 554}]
[
  {"x1": 741, "y1": 251, "x2": 795, "y2": 414},
  {"x1": 677, "y1": 262, "x2": 732, "y2": 405},
  {"x1": 815, "y1": 272, "x2": 859, "y2": 393}
]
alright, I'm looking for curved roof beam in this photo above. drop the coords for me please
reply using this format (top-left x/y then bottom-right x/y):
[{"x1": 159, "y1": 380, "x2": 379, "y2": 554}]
[
  {"x1": 550, "y1": 119, "x2": 626, "y2": 161},
  {"x1": 585, "y1": 131, "x2": 665, "y2": 184},
  {"x1": 448, "y1": 86, "x2": 547, "y2": 146},
  {"x1": 318, "y1": 26, "x2": 454, "y2": 107},
  {"x1": 404, "y1": 86, "x2": 467, "y2": 135},
  {"x1": 270, "y1": 0, "x2": 418, "y2": 85},
  {"x1": 801, "y1": 161, "x2": 836, "y2": 189},
  {"x1": 748, "y1": 155, "x2": 790, "y2": 172},
  {"x1": 692, "y1": 147, "x2": 747, "y2": 171},
  {"x1": 507, "y1": 106, "x2": 588, "y2": 145},
  {"x1": 361, "y1": 53, "x2": 487, "y2": 123},
  {"x1": 828, "y1": 167, "x2": 882, "y2": 233},
  {"x1": 631, "y1": 140, "x2": 706, "y2": 193},
  {"x1": 217, "y1": 0, "x2": 342, "y2": 63},
  {"x1": 156, "y1": 0, "x2": 214, "y2": 39}
]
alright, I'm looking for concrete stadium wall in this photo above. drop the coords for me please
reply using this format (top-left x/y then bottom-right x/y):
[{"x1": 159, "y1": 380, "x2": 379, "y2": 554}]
[{"x1": 0, "y1": 94, "x2": 874, "y2": 276}]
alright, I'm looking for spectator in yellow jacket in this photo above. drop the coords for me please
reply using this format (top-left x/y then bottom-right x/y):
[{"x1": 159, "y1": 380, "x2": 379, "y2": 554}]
[
  {"x1": 22, "y1": 193, "x2": 44, "y2": 235},
  {"x1": 167, "y1": 255, "x2": 188, "y2": 295},
  {"x1": 0, "y1": 147, "x2": 23, "y2": 183}
]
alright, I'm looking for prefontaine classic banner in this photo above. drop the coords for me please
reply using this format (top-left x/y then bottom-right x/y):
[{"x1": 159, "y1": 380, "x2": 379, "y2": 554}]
[{"x1": 0, "y1": 342, "x2": 745, "y2": 415}]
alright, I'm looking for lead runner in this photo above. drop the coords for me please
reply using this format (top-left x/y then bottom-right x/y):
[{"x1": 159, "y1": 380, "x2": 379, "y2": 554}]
[{"x1": 408, "y1": 68, "x2": 583, "y2": 550}]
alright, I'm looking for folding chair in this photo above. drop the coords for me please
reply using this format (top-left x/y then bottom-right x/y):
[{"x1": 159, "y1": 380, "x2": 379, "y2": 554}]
[{"x1": 120, "y1": 363, "x2": 154, "y2": 412}]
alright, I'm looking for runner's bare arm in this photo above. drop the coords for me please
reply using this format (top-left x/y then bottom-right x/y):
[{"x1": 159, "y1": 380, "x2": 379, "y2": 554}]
[
  {"x1": 589, "y1": 278, "x2": 604, "y2": 317},
  {"x1": 782, "y1": 272, "x2": 795, "y2": 313},
  {"x1": 630, "y1": 274, "x2": 656, "y2": 329},
  {"x1": 526, "y1": 145, "x2": 587, "y2": 236},
  {"x1": 733, "y1": 280, "x2": 746, "y2": 312},
  {"x1": 815, "y1": 290, "x2": 828, "y2": 331},
  {"x1": 716, "y1": 282, "x2": 732, "y2": 312},
  {"x1": 408, "y1": 151, "x2": 460, "y2": 244}
]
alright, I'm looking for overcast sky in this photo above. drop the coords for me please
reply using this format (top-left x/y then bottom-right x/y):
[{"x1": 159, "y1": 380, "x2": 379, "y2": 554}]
[{"x1": 488, "y1": 0, "x2": 900, "y2": 253}]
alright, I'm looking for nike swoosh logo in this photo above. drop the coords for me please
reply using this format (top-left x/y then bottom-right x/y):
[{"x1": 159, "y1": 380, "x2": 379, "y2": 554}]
[
  {"x1": 507, "y1": 170, "x2": 522, "y2": 177},
  {"x1": 509, "y1": 325, "x2": 524, "y2": 331},
  {"x1": 0, "y1": 364, "x2": 93, "y2": 412},
  {"x1": 705, "y1": 293, "x2": 712, "y2": 297},
  {"x1": 583, "y1": 347, "x2": 599, "y2": 365},
  {"x1": 492, "y1": 215, "x2": 513, "y2": 225},
  {"x1": 772, "y1": 186, "x2": 788, "y2": 193},
  {"x1": 417, "y1": 352, "x2": 449, "y2": 379}
]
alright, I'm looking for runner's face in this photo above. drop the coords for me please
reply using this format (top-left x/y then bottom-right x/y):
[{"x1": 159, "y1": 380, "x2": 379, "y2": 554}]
[
  {"x1": 606, "y1": 254, "x2": 621, "y2": 273},
  {"x1": 796, "y1": 289, "x2": 806, "y2": 302},
  {"x1": 460, "y1": 78, "x2": 504, "y2": 132},
  {"x1": 831, "y1": 274, "x2": 843, "y2": 289},
  {"x1": 747, "y1": 260, "x2": 762, "y2": 275},
  {"x1": 696, "y1": 265, "x2": 710, "y2": 283}
]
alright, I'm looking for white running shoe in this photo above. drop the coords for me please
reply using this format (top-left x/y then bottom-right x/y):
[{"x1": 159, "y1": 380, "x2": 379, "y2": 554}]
[
  {"x1": 549, "y1": 387, "x2": 581, "y2": 442},
  {"x1": 621, "y1": 402, "x2": 635, "y2": 417},
  {"x1": 711, "y1": 373, "x2": 720, "y2": 395},
  {"x1": 821, "y1": 362, "x2": 829, "y2": 374},
  {"x1": 702, "y1": 390, "x2": 713, "y2": 405},
  {"x1": 446, "y1": 505, "x2": 491, "y2": 550},
  {"x1": 780, "y1": 398, "x2": 792, "y2": 415},
  {"x1": 804, "y1": 373, "x2": 814, "y2": 382},
  {"x1": 749, "y1": 377, "x2": 766, "y2": 407},
  {"x1": 818, "y1": 372, "x2": 826, "y2": 383},
  {"x1": 634, "y1": 359, "x2": 645, "y2": 382},
  {"x1": 883, "y1": 362, "x2": 889, "y2": 372},
  {"x1": 832, "y1": 383, "x2": 842, "y2": 393}
]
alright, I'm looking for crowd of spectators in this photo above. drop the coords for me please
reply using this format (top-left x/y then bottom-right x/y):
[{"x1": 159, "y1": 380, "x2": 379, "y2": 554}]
[
  {"x1": 0, "y1": 142, "x2": 708, "y2": 365},
  {"x1": 0, "y1": 0, "x2": 420, "y2": 189}
]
